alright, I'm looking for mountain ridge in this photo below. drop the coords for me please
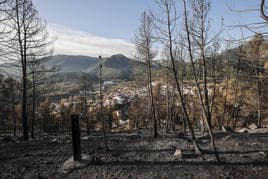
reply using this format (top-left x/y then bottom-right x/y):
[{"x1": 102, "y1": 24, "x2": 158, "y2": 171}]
[{"x1": 45, "y1": 54, "x2": 145, "y2": 81}]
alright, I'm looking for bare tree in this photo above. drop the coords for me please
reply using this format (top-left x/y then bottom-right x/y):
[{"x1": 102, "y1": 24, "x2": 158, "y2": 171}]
[
  {"x1": 153, "y1": 0, "x2": 201, "y2": 154},
  {"x1": 177, "y1": 36, "x2": 187, "y2": 134},
  {"x1": 164, "y1": 53, "x2": 171, "y2": 133},
  {"x1": 28, "y1": 55, "x2": 53, "y2": 139},
  {"x1": 3, "y1": 0, "x2": 50, "y2": 140},
  {"x1": 79, "y1": 75, "x2": 94, "y2": 135},
  {"x1": 99, "y1": 55, "x2": 109, "y2": 151},
  {"x1": 134, "y1": 11, "x2": 158, "y2": 137},
  {"x1": 182, "y1": 0, "x2": 219, "y2": 159},
  {"x1": 246, "y1": 34, "x2": 264, "y2": 127},
  {"x1": 219, "y1": 45, "x2": 232, "y2": 129},
  {"x1": 162, "y1": 50, "x2": 176, "y2": 134},
  {"x1": 228, "y1": 46, "x2": 242, "y2": 128}
]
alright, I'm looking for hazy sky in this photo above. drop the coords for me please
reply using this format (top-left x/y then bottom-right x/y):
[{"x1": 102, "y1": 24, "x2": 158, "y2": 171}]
[{"x1": 32, "y1": 0, "x2": 264, "y2": 57}]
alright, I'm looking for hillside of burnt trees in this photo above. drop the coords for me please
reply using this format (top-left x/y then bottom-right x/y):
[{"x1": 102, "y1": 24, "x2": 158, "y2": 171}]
[{"x1": 0, "y1": 0, "x2": 268, "y2": 178}]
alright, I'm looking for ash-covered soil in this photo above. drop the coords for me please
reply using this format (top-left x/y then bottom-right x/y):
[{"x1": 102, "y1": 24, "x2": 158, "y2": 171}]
[{"x1": 0, "y1": 129, "x2": 267, "y2": 178}]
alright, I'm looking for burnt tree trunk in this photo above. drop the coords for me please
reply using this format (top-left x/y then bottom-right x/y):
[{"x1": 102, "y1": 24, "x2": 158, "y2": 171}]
[
  {"x1": 31, "y1": 72, "x2": 35, "y2": 139},
  {"x1": 71, "y1": 115, "x2": 81, "y2": 161}
]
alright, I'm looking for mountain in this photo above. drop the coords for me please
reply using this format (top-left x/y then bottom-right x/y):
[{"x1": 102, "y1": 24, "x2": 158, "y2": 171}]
[
  {"x1": 0, "y1": 62, "x2": 21, "y2": 78},
  {"x1": 85, "y1": 54, "x2": 145, "y2": 80},
  {"x1": 4, "y1": 35, "x2": 266, "y2": 83},
  {"x1": 45, "y1": 54, "x2": 145, "y2": 81},
  {"x1": 213, "y1": 34, "x2": 268, "y2": 77},
  {"x1": 0, "y1": 54, "x2": 146, "y2": 82},
  {"x1": 44, "y1": 55, "x2": 98, "y2": 73}
]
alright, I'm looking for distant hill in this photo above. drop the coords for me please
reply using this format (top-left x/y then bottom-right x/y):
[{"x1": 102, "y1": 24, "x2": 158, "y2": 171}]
[
  {"x1": 45, "y1": 54, "x2": 146, "y2": 81},
  {"x1": 44, "y1": 55, "x2": 98, "y2": 73},
  {"x1": 2, "y1": 35, "x2": 267, "y2": 83},
  {"x1": 213, "y1": 34, "x2": 268, "y2": 78}
]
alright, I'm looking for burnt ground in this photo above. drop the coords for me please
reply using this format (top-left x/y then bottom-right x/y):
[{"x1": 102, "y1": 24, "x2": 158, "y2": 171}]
[{"x1": 0, "y1": 129, "x2": 268, "y2": 178}]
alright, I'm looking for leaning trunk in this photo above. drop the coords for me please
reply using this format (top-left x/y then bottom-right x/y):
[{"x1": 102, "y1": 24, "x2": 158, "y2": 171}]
[
  {"x1": 168, "y1": 5, "x2": 201, "y2": 154},
  {"x1": 183, "y1": 0, "x2": 218, "y2": 159}
]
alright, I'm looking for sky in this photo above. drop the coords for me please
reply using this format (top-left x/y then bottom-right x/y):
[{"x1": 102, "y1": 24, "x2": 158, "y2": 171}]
[{"x1": 33, "y1": 0, "x2": 264, "y2": 58}]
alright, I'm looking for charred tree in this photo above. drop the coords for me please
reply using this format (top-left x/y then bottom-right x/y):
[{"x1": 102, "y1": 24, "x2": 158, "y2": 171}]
[
  {"x1": 134, "y1": 11, "x2": 158, "y2": 138},
  {"x1": 153, "y1": 0, "x2": 201, "y2": 154}
]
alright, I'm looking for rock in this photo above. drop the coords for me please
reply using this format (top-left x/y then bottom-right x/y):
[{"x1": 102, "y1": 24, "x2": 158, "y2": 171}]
[
  {"x1": 248, "y1": 123, "x2": 258, "y2": 130},
  {"x1": 59, "y1": 154, "x2": 91, "y2": 173},
  {"x1": 236, "y1": 128, "x2": 250, "y2": 133},
  {"x1": 249, "y1": 128, "x2": 268, "y2": 134},
  {"x1": 51, "y1": 138, "x2": 57, "y2": 143},
  {"x1": 173, "y1": 149, "x2": 183, "y2": 159},
  {"x1": 259, "y1": 151, "x2": 266, "y2": 156},
  {"x1": 222, "y1": 126, "x2": 233, "y2": 132},
  {"x1": 82, "y1": 136, "x2": 90, "y2": 140}
]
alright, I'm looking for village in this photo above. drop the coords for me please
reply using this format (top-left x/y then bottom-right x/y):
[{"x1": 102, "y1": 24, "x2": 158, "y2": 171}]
[{"x1": 44, "y1": 80, "x2": 226, "y2": 134}]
